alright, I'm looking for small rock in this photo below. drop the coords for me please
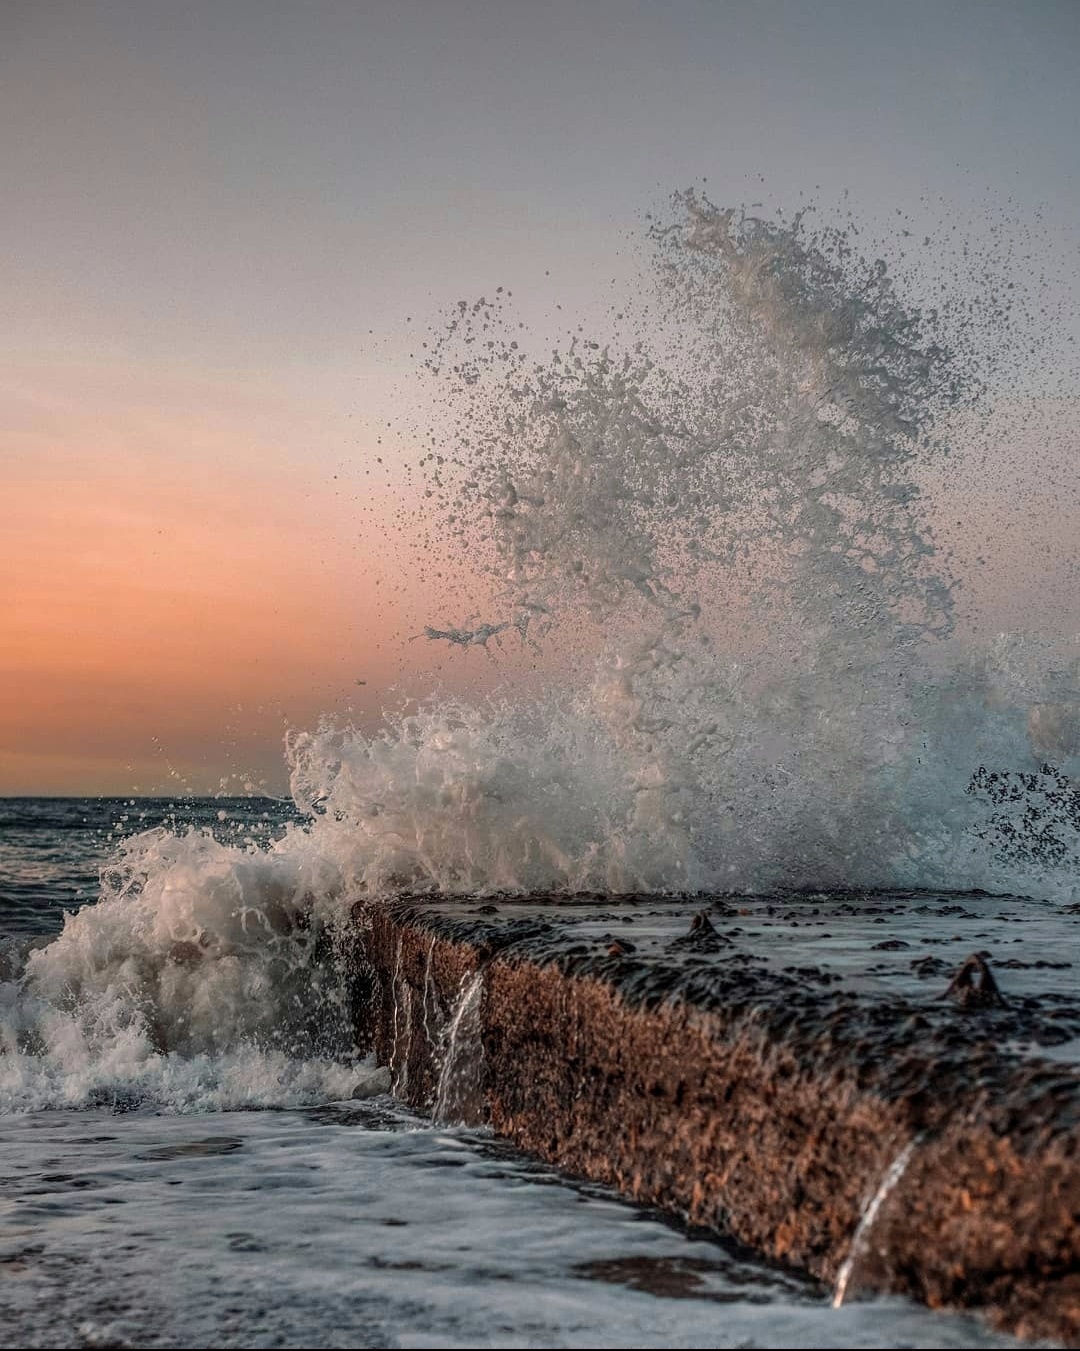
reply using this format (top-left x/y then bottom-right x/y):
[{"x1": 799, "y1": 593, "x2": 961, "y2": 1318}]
[
  {"x1": 911, "y1": 956, "x2": 951, "y2": 978},
  {"x1": 352, "y1": 1066, "x2": 393, "y2": 1099},
  {"x1": 941, "y1": 953, "x2": 1008, "y2": 1009},
  {"x1": 668, "y1": 911, "x2": 731, "y2": 953},
  {"x1": 607, "y1": 940, "x2": 636, "y2": 957}
]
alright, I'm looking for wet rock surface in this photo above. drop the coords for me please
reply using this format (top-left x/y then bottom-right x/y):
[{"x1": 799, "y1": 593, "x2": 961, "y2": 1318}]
[{"x1": 365, "y1": 889, "x2": 1080, "y2": 1346}]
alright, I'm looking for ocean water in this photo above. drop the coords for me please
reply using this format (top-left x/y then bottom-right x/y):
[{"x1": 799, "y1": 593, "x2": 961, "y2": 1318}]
[
  {"x1": 0, "y1": 797, "x2": 301, "y2": 940},
  {"x1": 2, "y1": 799, "x2": 1032, "y2": 1351},
  {"x1": 2, "y1": 195, "x2": 1077, "y2": 1344},
  {"x1": 0, "y1": 799, "x2": 1017, "y2": 1348}
]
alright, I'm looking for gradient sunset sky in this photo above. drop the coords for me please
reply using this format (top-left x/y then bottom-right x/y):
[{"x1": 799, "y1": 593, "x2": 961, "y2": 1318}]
[{"x1": 3, "y1": 0, "x2": 1079, "y2": 795}]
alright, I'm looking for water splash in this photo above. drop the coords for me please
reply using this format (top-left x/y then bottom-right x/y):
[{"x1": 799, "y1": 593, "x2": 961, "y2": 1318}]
[
  {"x1": 0, "y1": 824, "x2": 380, "y2": 1112},
  {"x1": 832, "y1": 1135, "x2": 923, "y2": 1308},
  {"x1": 407, "y1": 191, "x2": 1079, "y2": 899}
]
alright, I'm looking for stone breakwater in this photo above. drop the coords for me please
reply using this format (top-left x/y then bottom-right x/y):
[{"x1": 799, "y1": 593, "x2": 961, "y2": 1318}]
[{"x1": 361, "y1": 892, "x2": 1080, "y2": 1346}]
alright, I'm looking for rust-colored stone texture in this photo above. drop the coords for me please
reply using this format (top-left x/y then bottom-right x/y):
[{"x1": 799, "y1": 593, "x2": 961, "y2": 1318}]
[{"x1": 364, "y1": 900, "x2": 1080, "y2": 1346}]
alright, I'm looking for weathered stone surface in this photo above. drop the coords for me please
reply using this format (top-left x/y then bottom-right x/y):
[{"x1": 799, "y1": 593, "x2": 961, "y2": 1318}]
[{"x1": 362, "y1": 892, "x2": 1080, "y2": 1346}]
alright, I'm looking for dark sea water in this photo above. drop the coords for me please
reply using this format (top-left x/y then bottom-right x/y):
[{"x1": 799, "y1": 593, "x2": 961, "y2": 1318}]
[{"x1": 0, "y1": 797, "x2": 300, "y2": 939}]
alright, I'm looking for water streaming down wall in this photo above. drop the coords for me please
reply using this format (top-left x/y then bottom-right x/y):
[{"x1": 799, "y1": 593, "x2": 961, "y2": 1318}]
[
  {"x1": 432, "y1": 972, "x2": 485, "y2": 1125},
  {"x1": 832, "y1": 1135, "x2": 923, "y2": 1308},
  {"x1": 375, "y1": 928, "x2": 487, "y2": 1124}
]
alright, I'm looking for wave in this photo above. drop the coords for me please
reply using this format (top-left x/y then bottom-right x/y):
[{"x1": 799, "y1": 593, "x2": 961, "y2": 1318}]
[{"x1": 3, "y1": 192, "x2": 1077, "y2": 1111}]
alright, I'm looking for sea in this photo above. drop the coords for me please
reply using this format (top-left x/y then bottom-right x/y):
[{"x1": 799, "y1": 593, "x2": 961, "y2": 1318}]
[{"x1": 0, "y1": 797, "x2": 1016, "y2": 1348}]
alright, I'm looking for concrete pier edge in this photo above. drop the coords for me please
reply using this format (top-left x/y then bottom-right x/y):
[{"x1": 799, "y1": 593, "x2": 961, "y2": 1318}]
[{"x1": 363, "y1": 899, "x2": 1080, "y2": 1346}]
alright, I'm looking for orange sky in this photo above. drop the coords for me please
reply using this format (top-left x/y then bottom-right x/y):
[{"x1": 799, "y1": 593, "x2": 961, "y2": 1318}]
[
  {"x1": 4, "y1": 362, "x2": 1078, "y2": 798},
  {"x1": 1, "y1": 362, "x2": 434, "y2": 795}
]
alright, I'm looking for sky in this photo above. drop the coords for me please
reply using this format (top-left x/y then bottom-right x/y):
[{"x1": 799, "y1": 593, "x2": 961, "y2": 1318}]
[{"x1": 2, "y1": 0, "x2": 1079, "y2": 795}]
